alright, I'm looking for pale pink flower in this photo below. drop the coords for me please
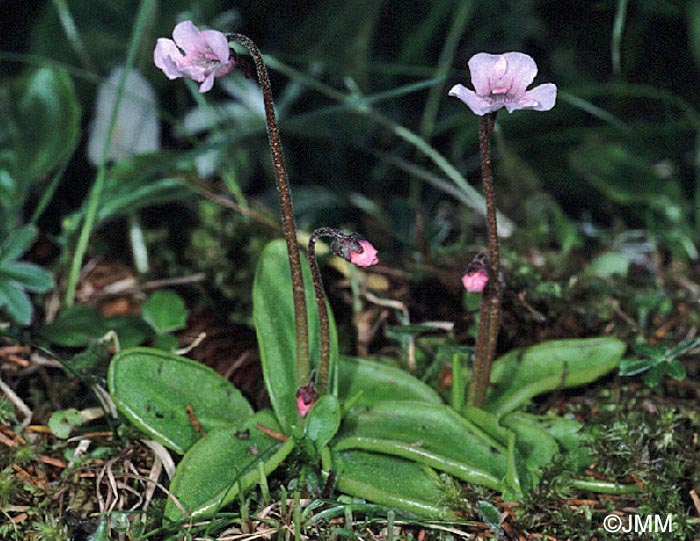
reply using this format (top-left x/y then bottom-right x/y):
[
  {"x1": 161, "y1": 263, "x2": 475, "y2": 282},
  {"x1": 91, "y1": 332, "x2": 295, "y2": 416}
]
[
  {"x1": 461, "y1": 269, "x2": 489, "y2": 292},
  {"x1": 349, "y1": 240, "x2": 379, "y2": 267},
  {"x1": 449, "y1": 52, "x2": 556, "y2": 115},
  {"x1": 296, "y1": 371, "x2": 318, "y2": 417},
  {"x1": 154, "y1": 20, "x2": 235, "y2": 93}
]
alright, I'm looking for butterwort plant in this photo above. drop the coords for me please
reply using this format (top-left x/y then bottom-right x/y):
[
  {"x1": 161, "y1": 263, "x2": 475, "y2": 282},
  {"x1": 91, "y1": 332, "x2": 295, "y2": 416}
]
[
  {"x1": 153, "y1": 22, "x2": 379, "y2": 409},
  {"x1": 154, "y1": 22, "x2": 312, "y2": 390},
  {"x1": 106, "y1": 26, "x2": 628, "y2": 523},
  {"x1": 450, "y1": 52, "x2": 556, "y2": 407}
]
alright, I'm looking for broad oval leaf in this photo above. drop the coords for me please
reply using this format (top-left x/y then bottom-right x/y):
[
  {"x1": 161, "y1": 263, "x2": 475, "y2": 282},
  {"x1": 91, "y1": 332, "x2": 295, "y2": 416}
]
[
  {"x1": 333, "y1": 449, "x2": 457, "y2": 520},
  {"x1": 486, "y1": 337, "x2": 625, "y2": 416},
  {"x1": 335, "y1": 401, "x2": 507, "y2": 490},
  {"x1": 253, "y1": 239, "x2": 338, "y2": 432},
  {"x1": 108, "y1": 347, "x2": 253, "y2": 453},
  {"x1": 337, "y1": 356, "x2": 442, "y2": 407},
  {"x1": 165, "y1": 410, "x2": 294, "y2": 521}
]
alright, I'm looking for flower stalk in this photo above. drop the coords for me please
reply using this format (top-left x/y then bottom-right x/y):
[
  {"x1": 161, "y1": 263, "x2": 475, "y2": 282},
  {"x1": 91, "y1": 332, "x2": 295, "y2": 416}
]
[
  {"x1": 307, "y1": 228, "x2": 378, "y2": 395},
  {"x1": 227, "y1": 33, "x2": 310, "y2": 388},
  {"x1": 469, "y1": 112, "x2": 501, "y2": 407},
  {"x1": 449, "y1": 51, "x2": 556, "y2": 407}
]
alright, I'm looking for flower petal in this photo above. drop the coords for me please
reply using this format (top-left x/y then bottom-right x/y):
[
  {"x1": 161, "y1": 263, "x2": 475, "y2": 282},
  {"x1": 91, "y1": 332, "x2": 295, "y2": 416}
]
[
  {"x1": 467, "y1": 53, "x2": 504, "y2": 96},
  {"x1": 448, "y1": 84, "x2": 494, "y2": 116},
  {"x1": 500, "y1": 52, "x2": 538, "y2": 96},
  {"x1": 154, "y1": 38, "x2": 184, "y2": 79},
  {"x1": 172, "y1": 20, "x2": 206, "y2": 55},
  {"x1": 522, "y1": 83, "x2": 557, "y2": 111},
  {"x1": 198, "y1": 72, "x2": 216, "y2": 93},
  {"x1": 201, "y1": 29, "x2": 231, "y2": 63}
]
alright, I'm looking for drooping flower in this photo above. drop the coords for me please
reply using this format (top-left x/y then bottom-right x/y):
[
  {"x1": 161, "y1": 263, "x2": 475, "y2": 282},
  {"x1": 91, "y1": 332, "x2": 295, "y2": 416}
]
[
  {"x1": 349, "y1": 240, "x2": 379, "y2": 267},
  {"x1": 154, "y1": 20, "x2": 235, "y2": 93},
  {"x1": 461, "y1": 269, "x2": 489, "y2": 292},
  {"x1": 330, "y1": 234, "x2": 379, "y2": 267},
  {"x1": 449, "y1": 52, "x2": 556, "y2": 115},
  {"x1": 462, "y1": 253, "x2": 489, "y2": 292}
]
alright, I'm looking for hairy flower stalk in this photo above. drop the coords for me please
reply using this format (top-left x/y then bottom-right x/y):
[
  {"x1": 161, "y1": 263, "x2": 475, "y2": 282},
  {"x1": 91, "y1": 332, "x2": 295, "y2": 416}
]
[
  {"x1": 226, "y1": 34, "x2": 310, "y2": 387},
  {"x1": 308, "y1": 228, "x2": 378, "y2": 394},
  {"x1": 449, "y1": 52, "x2": 556, "y2": 407},
  {"x1": 469, "y1": 113, "x2": 501, "y2": 407}
]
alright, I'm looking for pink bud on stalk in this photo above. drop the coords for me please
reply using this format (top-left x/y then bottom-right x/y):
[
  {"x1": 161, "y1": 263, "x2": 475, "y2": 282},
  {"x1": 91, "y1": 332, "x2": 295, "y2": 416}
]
[
  {"x1": 296, "y1": 370, "x2": 318, "y2": 417},
  {"x1": 462, "y1": 253, "x2": 490, "y2": 292}
]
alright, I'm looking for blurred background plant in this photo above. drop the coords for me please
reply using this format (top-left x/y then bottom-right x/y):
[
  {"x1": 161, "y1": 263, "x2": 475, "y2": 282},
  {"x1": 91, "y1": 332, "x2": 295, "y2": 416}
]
[{"x1": 1, "y1": 0, "x2": 698, "y2": 328}]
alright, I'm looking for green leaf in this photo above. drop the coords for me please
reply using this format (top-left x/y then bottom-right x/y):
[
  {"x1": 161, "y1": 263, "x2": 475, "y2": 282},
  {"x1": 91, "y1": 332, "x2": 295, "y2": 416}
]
[
  {"x1": 335, "y1": 401, "x2": 507, "y2": 491},
  {"x1": 0, "y1": 225, "x2": 37, "y2": 262},
  {"x1": 486, "y1": 337, "x2": 625, "y2": 416},
  {"x1": 12, "y1": 68, "x2": 80, "y2": 188},
  {"x1": 0, "y1": 261, "x2": 54, "y2": 292},
  {"x1": 98, "y1": 157, "x2": 190, "y2": 223},
  {"x1": 253, "y1": 239, "x2": 338, "y2": 432},
  {"x1": 48, "y1": 408, "x2": 83, "y2": 439},
  {"x1": 666, "y1": 359, "x2": 686, "y2": 380},
  {"x1": 337, "y1": 356, "x2": 442, "y2": 407},
  {"x1": 38, "y1": 306, "x2": 152, "y2": 347},
  {"x1": 501, "y1": 412, "x2": 559, "y2": 490},
  {"x1": 141, "y1": 290, "x2": 188, "y2": 333},
  {"x1": 332, "y1": 449, "x2": 457, "y2": 520},
  {"x1": 152, "y1": 333, "x2": 179, "y2": 352},
  {"x1": 0, "y1": 280, "x2": 32, "y2": 325},
  {"x1": 478, "y1": 500, "x2": 503, "y2": 532},
  {"x1": 103, "y1": 315, "x2": 153, "y2": 348},
  {"x1": 38, "y1": 305, "x2": 108, "y2": 347},
  {"x1": 619, "y1": 357, "x2": 657, "y2": 377},
  {"x1": 108, "y1": 347, "x2": 254, "y2": 453},
  {"x1": 304, "y1": 395, "x2": 341, "y2": 453},
  {"x1": 165, "y1": 410, "x2": 294, "y2": 521}
]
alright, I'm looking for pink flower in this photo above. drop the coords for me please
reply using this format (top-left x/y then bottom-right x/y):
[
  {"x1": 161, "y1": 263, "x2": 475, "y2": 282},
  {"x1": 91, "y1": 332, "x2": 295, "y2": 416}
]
[
  {"x1": 461, "y1": 269, "x2": 489, "y2": 292},
  {"x1": 154, "y1": 21, "x2": 235, "y2": 93},
  {"x1": 296, "y1": 372, "x2": 318, "y2": 417},
  {"x1": 449, "y1": 52, "x2": 556, "y2": 115},
  {"x1": 349, "y1": 240, "x2": 379, "y2": 267}
]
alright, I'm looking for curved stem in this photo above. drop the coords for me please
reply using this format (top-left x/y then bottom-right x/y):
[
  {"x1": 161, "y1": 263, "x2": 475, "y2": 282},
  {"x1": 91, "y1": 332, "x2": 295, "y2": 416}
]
[
  {"x1": 229, "y1": 34, "x2": 309, "y2": 387},
  {"x1": 469, "y1": 112, "x2": 501, "y2": 408},
  {"x1": 307, "y1": 227, "x2": 335, "y2": 395}
]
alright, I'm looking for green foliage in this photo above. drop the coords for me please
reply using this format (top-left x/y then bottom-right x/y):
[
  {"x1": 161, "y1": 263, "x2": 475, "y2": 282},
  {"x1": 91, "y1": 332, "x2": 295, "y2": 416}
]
[
  {"x1": 337, "y1": 356, "x2": 443, "y2": 407},
  {"x1": 619, "y1": 337, "x2": 697, "y2": 387},
  {"x1": 107, "y1": 347, "x2": 253, "y2": 453},
  {"x1": 38, "y1": 305, "x2": 151, "y2": 348},
  {"x1": 47, "y1": 408, "x2": 83, "y2": 439},
  {"x1": 0, "y1": 225, "x2": 54, "y2": 325},
  {"x1": 486, "y1": 337, "x2": 626, "y2": 416},
  {"x1": 253, "y1": 239, "x2": 339, "y2": 433},
  {"x1": 0, "y1": 68, "x2": 80, "y2": 234},
  {"x1": 142, "y1": 290, "x2": 188, "y2": 333},
  {"x1": 304, "y1": 395, "x2": 341, "y2": 454},
  {"x1": 332, "y1": 450, "x2": 457, "y2": 521},
  {"x1": 336, "y1": 401, "x2": 509, "y2": 492},
  {"x1": 164, "y1": 410, "x2": 295, "y2": 521}
]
